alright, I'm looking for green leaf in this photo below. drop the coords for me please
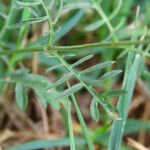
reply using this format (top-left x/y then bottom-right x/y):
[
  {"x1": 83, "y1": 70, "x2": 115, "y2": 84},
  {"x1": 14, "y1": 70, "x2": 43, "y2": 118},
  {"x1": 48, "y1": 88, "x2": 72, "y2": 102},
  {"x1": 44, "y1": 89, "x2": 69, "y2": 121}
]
[
  {"x1": 35, "y1": 89, "x2": 60, "y2": 109},
  {"x1": 15, "y1": 83, "x2": 28, "y2": 111},
  {"x1": 45, "y1": 64, "x2": 63, "y2": 74},
  {"x1": 71, "y1": 55, "x2": 93, "y2": 68},
  {"x1": 80, "y1": 61, "x2": 115, "y2": 74},
  {"x1": 55, "y1": 83, "x2": 83, "y2": 100},
  {"x1": 8, "y1": 16, "x2": 48, "y2": 29},
  {"x1": 0, "y1": 70, "x2": 60, "y2": 109},
  {"x1": 0, "y1": 11, "x2": 7, "y2": 20},
  {"x1": 84, "y1": 20, "x2": 104, "y2": 32},
  {"x1": 0, "y1": 70, "x2": 50, "y2": 89},
  {"x1": 90, "y1": 98, "x2": 99, "y2": 122},
  {"x1": 46, "y1": 73, "x2": 72, "y2": 90},
  {"x1": 108, "y1": 45, "x2": 142, "y2": 150},
  {"x1": 93, "y1": 90, "x2": 120, "y2": 119},
  {"x1": 94, "y1": 70, "x2": 122, "y2": 84},
  {"x1": 53, "y1": 0, "x2": 63, "y2": 24},
  {"x1": 62, "y1": 54, "x2": 76, "y2": 58},
  {"x1": 16, "y1": 6, "x2": 31, "y2": 48},
  {"x1": 48, "y1": 0, "x2": 54, "y2": 10},
  {"x1": 14, "y1": 0, "x2": 41, "y2": 6},
  {"x1": 7, "y1": 137, "x2": 85, "y2": 150},
  {"x1": 52, "y1": 52, "x2": 120, "y2": 119},
  {"x1": 22, "y1": 16, "x2": 48, "y2": 25},
  {"x1": 103, "y1": 89, "x2": 127, "y2": 97},
  {"x1": 125, "y1": 119, "x2": 150, "y2": 134},
  {"x1": 108, "y1": 7, "x2": 142, "y2": 145},
  {"x1": 144, "y1": 70, "x2": 150, "y2": 77}
]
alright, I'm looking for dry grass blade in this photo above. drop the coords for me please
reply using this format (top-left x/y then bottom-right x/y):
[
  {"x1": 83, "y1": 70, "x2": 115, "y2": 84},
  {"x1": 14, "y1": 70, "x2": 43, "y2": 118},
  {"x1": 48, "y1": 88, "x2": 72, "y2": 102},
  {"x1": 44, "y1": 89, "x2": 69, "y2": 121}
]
[{"x1": 127, "y1": 138, "x2": 149, "y2": 150}]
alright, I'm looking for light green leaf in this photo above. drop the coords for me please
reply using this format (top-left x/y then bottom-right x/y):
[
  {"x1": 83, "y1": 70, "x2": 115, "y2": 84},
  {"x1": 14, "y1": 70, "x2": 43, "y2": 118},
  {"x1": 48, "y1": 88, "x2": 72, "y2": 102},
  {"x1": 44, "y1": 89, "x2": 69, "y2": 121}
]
[
  {"x1": 45, "y1": 64, "x2": 63, "y2": 74},
  {"x1": 56, "y1": 83, "x2": 83, "y2": 100},
  {"x1": 14, "y1": 0, "x2": 41, "y2": 6},
  {"x1": 84, "y1": 20, "x2": 104, "y2": 32},
  {"x1": 94, "y1": 70, "x2": 122, "y2": 84},
  {"x1": 102, "y1": 89, "x2": 127, "y2": 97},
  {"x1": 46, "y1": 73, "x2": 72, "y2": 90},
  {"x1": 125, "y1": 119, "x2": 150, "y2": 134},
  {"x1": 0, "y1": 70, "x2": 60, "y2": 109},
  {"x1": 8, "y1": 16, "x2": 48, "y2": 29},
  {"x1": 15, "y1": 83, "x2": 28, "y2": 111},
  {"x1": 0, "y1": 11, "x2": 7, "y2": 20},
  {"x1": 35, "y1": 89, "x2": 60, "y2": 109},
  {"x1": 53, "y1": 0, "x2": 63, "y2": 24},
  {"x1": 7, "y1": 137, "x2": 85, "y2": 150},
  {"x1": 71, "y1": 55, "x2": 93, "y2": 68},
  {"x1": 22, "y1": 16, "x2": 48, "y2": 25},
  {"x1": 48, "y1": 0, "x2": 54, "y2": 10},
  {"x1": 90, "y1": 98, "x2": 99, "y2": 122},
  {"x1": 0, "y1": 70, "x2": 50, "y2": 89},
  {"x1": 80, "y1": 61, "x2": 115, "y2": 74}
]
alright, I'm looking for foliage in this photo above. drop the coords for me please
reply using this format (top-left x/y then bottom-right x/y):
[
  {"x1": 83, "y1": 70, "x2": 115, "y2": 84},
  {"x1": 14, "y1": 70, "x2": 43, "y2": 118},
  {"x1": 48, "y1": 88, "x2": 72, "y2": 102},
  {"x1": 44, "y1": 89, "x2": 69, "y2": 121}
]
[{"x1": 0, "y1": 0, "x2": 150, "y2": 150}]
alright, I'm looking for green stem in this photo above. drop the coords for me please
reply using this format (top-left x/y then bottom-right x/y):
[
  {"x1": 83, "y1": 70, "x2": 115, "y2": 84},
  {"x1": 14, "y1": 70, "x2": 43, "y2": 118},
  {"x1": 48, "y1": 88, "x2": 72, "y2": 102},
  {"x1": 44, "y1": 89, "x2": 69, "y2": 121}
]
[
  {"x1": 66, "y1": 99, "x2": 75, "y2": 150},
  {"x1": 41, "y1": 0, "x2": 53, "y2": 46},
  {"x1": 0, "y1": 46, "x2": 45, "y2": 55},
  {"x1": 92, "y1": 1, "x2": 117, "y2": 42},
  {"x1": 0, "y1": 1, "x2": 14, "y2": 41},
  {"x1": 16, "y1": 7, "x2": 31, "y2": 48},
  {"x1": 0, "y1": 40, "x2": 150, "y2": 56},
  {"x1": 70, "y1": 92, "x2": 94, "y2": 150}
]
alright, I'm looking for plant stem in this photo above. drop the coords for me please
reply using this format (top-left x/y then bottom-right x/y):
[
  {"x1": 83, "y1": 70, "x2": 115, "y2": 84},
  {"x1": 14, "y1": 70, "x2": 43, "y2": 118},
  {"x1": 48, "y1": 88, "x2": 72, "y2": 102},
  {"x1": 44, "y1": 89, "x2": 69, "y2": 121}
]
[
  {"x1": 92, "y1": 1, "x2": 117, "y2": 42},
  {"x1": 70, "y1": 92, "x2": 94, "y2": 150},
  {"x1": 41, "y1": 0, "x2": 53, "y2": 46},
  {"x1": 0, "y1": 1, "x2": 14, "y2": 41},
  {"x1": 0, "y1": 40, "x2": 150, "y2": 56},
  {"x1": 66, "y1": 98, "x2": 75, "y2": 150}
]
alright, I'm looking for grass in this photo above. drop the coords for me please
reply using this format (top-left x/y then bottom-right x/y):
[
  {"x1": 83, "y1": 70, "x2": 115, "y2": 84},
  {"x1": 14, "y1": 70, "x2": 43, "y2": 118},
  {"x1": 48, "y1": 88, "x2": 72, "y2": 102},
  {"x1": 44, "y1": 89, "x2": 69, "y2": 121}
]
[{"x1": 0, "y1": 0, "x2": 150, "y2": 150}]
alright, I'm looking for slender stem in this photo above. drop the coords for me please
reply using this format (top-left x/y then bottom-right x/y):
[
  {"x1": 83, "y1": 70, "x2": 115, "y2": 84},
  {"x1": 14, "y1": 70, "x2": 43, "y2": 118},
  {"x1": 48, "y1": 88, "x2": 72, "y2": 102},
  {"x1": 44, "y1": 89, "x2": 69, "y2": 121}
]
[
  {"x1": 92, "y1": 1, "x2": 117, "y2": 42},
  {"x1": 70, "y1": 92, "x2": 94, "y2": 150},
  {"x1": 0, "y1": 40, "x2": 150, "y2": 56},
  {"x1": 50, "y1": 41, "x2": 149, "y2": 51},
  {"x1": 0, "y1": 46, "x2": 45, "y2": 55},
  {"x1": 66, "y1": 99, "x2": 75, "y2": 150},
  {"x1": 41, "y1": 0, "x2": 53, "y2": 46},
  {"x1": 0, "y1": 1, "x2": 14, "y2": 41}
]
